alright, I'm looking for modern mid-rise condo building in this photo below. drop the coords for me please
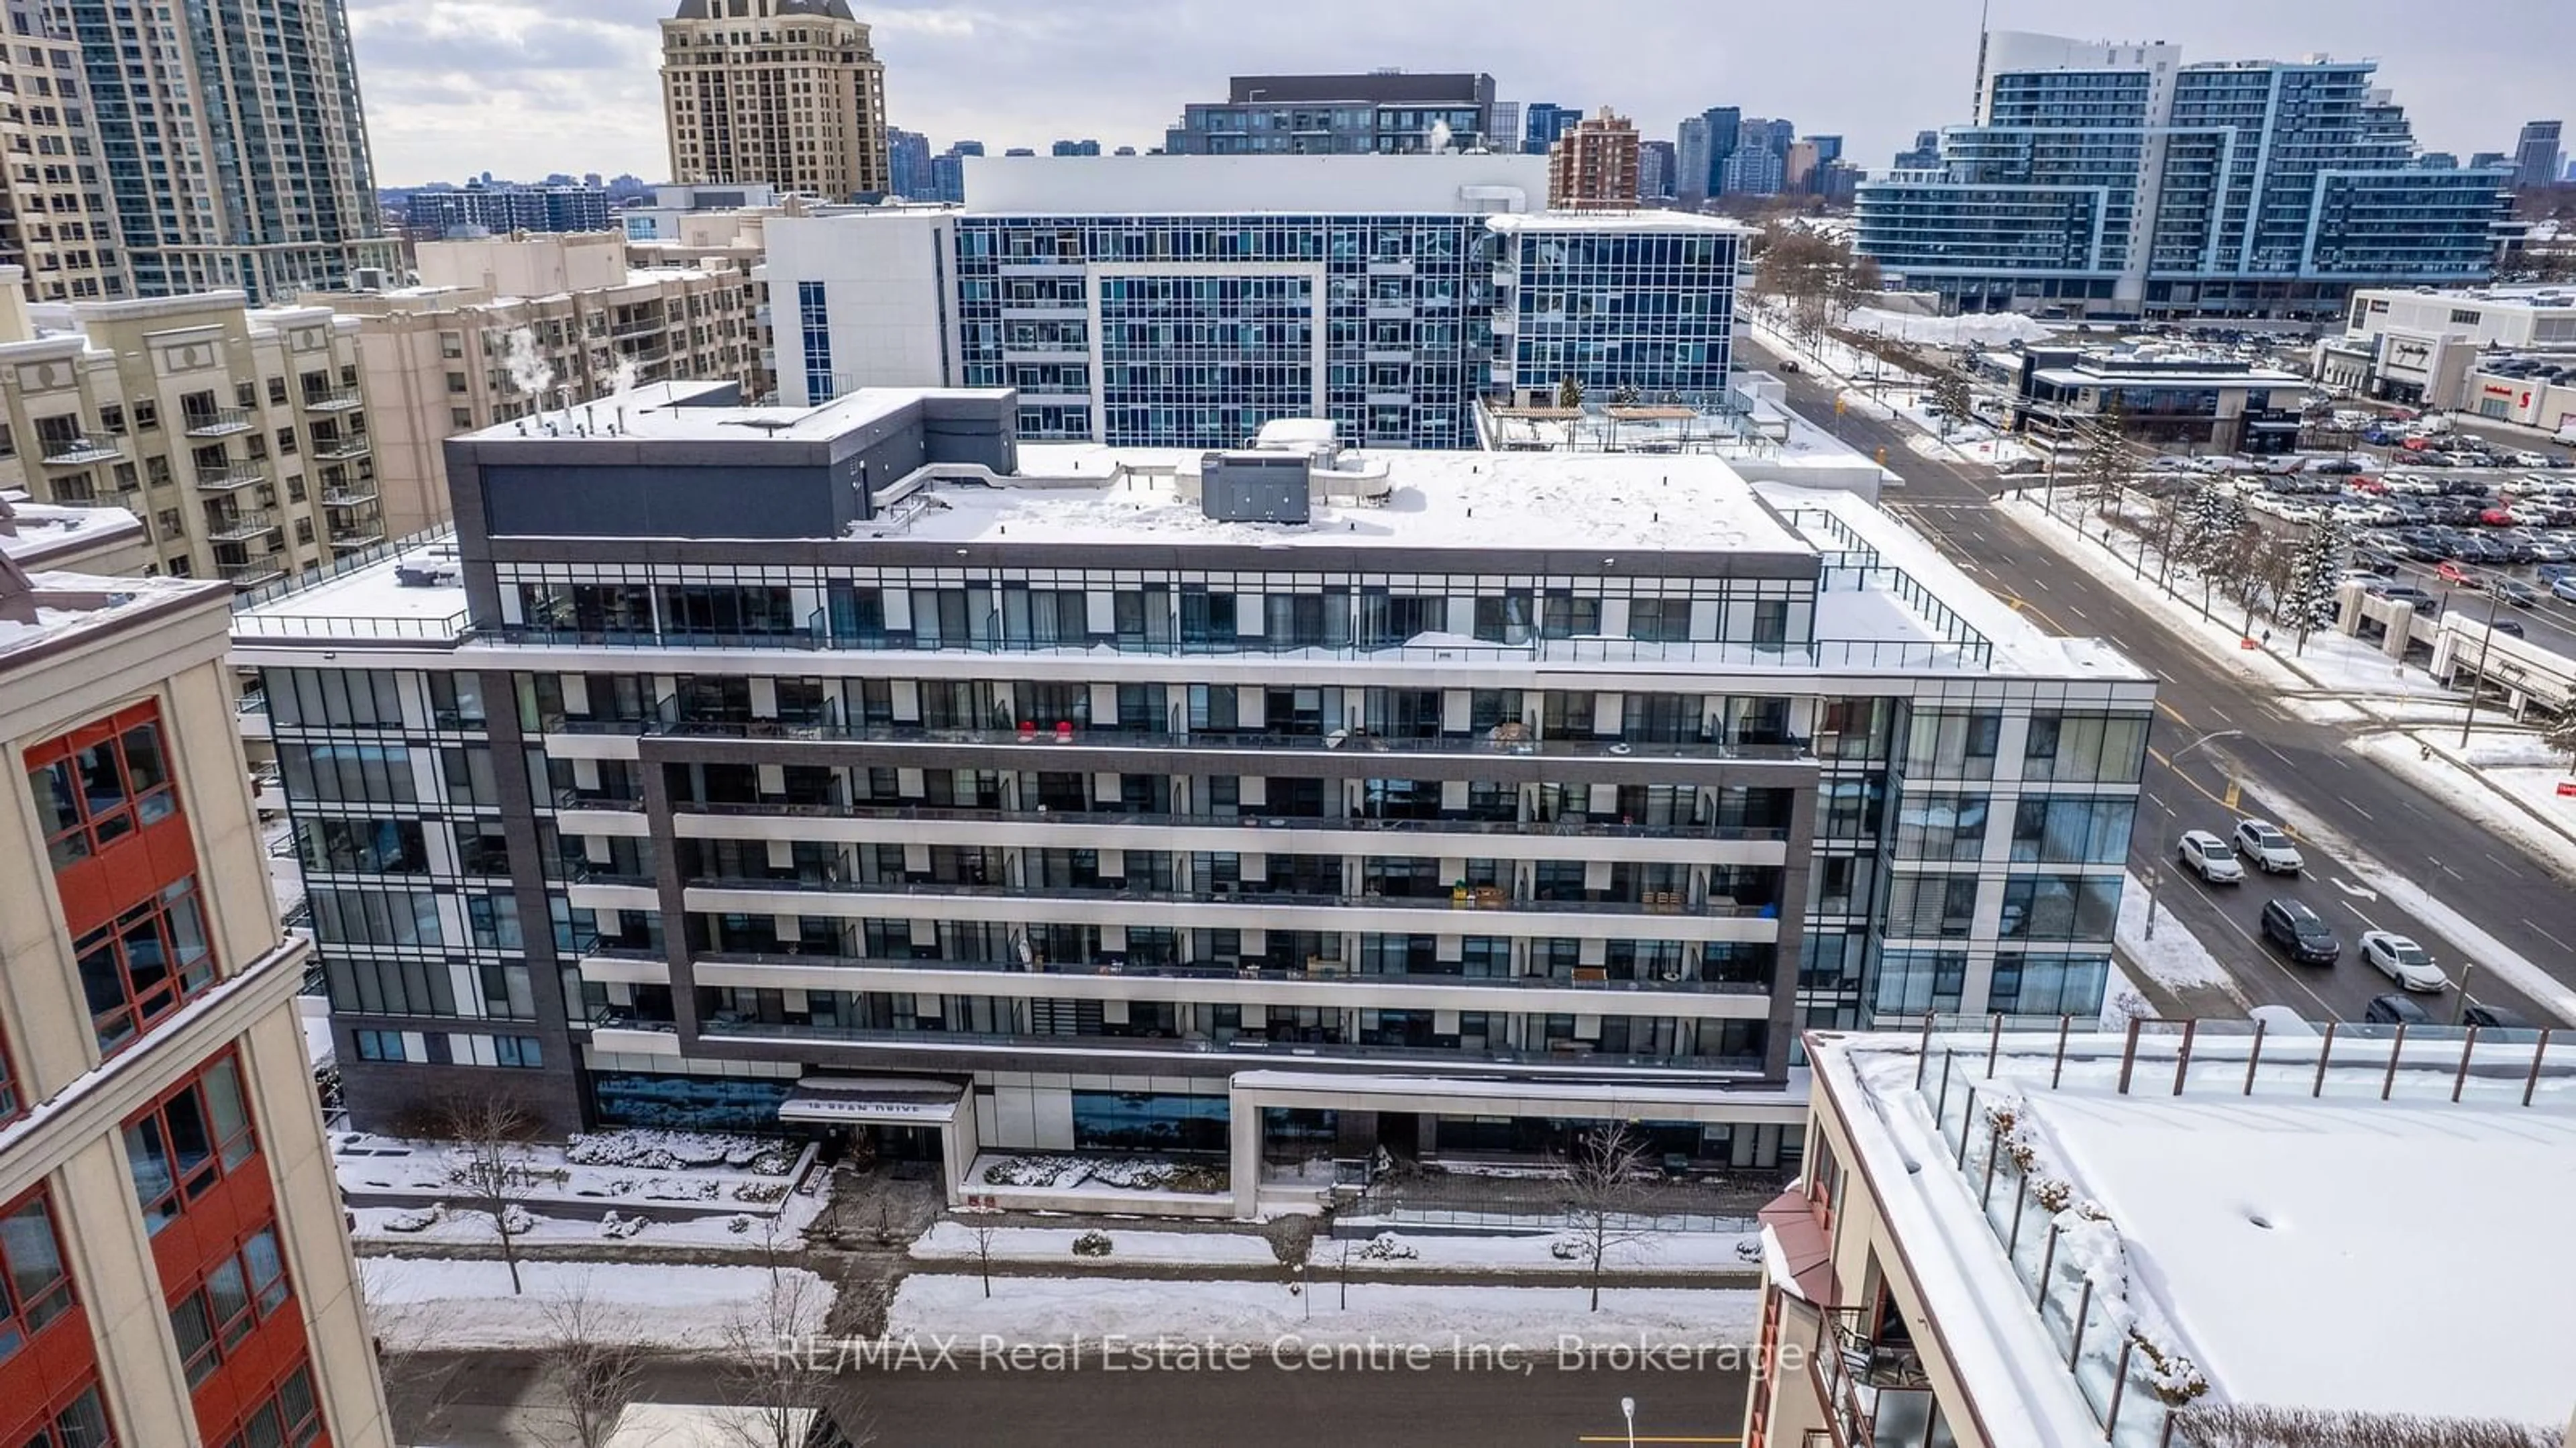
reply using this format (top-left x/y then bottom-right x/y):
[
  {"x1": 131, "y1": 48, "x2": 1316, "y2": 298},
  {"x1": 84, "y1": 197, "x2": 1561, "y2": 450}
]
[
  {"x1": 764, "y1": 154, "x2": 1744, "y2": 447},
  {"x1": 1857, "y1": 31, "x2": 2514, "y2": 318},
  {"x1": 231, "y1": 381, "x2": 2154, "y2": 1216}
]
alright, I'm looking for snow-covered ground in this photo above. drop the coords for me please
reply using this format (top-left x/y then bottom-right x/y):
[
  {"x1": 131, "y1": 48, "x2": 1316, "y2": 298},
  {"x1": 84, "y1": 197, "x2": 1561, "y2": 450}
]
[
  {"x1": 363, "y1": 1257, "x2": 831, "y2": 1351},
  {"x1": 906, "y1": 1221, "x2": 1763, "y2": 1274},
  {"x1": 1997, "y1": 492, "x2": 2463, "y2": 703},
  {"x1": 355, "y1": 1187, "x2": 822, "y2": 1249},
  {"x1": 335, "y1": 1129, "x2": 814, "y2": 1221},
  {"x1": 2114, "y1": 870, "x2": 2240, "y2": 997},
  {"x1": 885, "y1": 1274, "x2": 1762, "y2": 1351}
]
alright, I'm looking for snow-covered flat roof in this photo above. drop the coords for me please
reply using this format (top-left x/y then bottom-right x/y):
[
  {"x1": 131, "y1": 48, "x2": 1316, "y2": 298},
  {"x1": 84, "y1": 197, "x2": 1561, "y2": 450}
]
[
  {"x1": 1759, "y1": 482, "x2": 2150, "y2": 680},
  {"x1": 1486, "y1": 211, "x2": 1749, "y2": 234},
  {"x1": 875, "y1": 445, "x2": 1813, "y2": 557},
  {"x1": 0, "y1": 493, "x2": 145, "y2": 568},
  {"x1": 458, "y1": 382, "x2": 1014, "y2": 446},
  {"x1": 1813, "y1": 1029, "x2": 2576, "y2": 1437},
  {"x1": 0, "y1": 570, "x2": 221, "y2": 663},
  {"x1": 231, "y1": 544, "x2": 469, "y2": 644}
]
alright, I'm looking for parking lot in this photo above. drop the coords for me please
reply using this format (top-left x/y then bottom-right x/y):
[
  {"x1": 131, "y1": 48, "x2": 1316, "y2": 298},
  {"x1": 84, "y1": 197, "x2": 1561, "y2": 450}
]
[{"x1": 2129, "y1": 416, "x2": 2576, "y2": 658}]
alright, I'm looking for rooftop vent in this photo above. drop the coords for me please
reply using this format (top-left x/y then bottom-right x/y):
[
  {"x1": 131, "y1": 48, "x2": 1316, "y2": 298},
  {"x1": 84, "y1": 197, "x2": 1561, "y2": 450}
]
[{"x1": 1198, "y1": 452, "x2": 1311, "y2": 525}]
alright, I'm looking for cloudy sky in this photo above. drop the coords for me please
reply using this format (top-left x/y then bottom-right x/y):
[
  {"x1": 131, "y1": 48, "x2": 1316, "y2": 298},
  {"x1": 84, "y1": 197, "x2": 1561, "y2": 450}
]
[{"x1": 347, "y1": 0, "x2": 2575, "y2": 186}]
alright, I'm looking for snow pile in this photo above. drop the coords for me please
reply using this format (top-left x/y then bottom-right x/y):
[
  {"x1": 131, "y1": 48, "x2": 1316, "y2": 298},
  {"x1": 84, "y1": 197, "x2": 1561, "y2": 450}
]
[
  {"x1": 563, "y1": 1129, "x2": 795, "y2": 1175},
  {"x1": 1845, "y1": 308, "x2": 2056, "y2": 347},
  {"x1": 2114, "y1": 870, "x2": 2236, "y2": 994}
]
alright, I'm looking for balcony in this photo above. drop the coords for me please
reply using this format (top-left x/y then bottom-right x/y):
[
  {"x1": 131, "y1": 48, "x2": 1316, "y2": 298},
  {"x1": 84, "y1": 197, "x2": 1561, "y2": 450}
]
[
  {"x1": 194, "y1": 461, "x2": 268, "y2": 492},
  {"x1": 301, "y1": 386, "x2": 363, "y2": 411},
  {"x1": 320, "y1": 485, "x2": 378, "y2": 507},
  {"x1": 327, "y1": 522, "x2": 385, "y2": 548},
  {"x1": 683, "y1": 872, "x2": 1781, "y2": 921},
  {"x1": 205, "y1": 508, "x2": 279, "y2": 542},
  {"x1": 645, "y1": 717, "x2": 1811, "y2": 765},
  {"x1": 40, "y1": 435, "x2": 121, "y2": 466},
  {"x1": 674, "y1": 797, "x2": 1796, "y2": 843},
  {"x1": 610, "y1": 314, "x2": 667, "y2": 338},
  {"x1": 692, "y1": 949, "x2": 1775, "y2": 999},
  {"x1": 183, "y1": 406, "x2": 254, "y2": 437},
  {"x1": 313, "y1": 435, "x2": 372, "y2": 461},
  {"x1": 1813, "y1": 1306, "x2": 1943, "y2": 1448},
  {"x1": 221, "y1": 558, "x2": 286, "y2": 588}
]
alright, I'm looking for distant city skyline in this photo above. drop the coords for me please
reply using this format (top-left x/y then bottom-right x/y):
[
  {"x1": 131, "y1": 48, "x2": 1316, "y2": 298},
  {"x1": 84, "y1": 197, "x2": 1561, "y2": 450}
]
[{"x1": 344, "y1": 0, "x2": 2572, "y2": 187}]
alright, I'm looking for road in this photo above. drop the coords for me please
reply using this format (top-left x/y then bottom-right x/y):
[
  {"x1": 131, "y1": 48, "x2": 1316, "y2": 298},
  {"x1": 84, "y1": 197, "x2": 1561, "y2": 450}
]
[
  {"x1": 396, "y1": 1349, "x2": 1754, "y2": 1447},
  {"x1": 1750, "y1": 334, "x2": 2575, "y2": 1029}
]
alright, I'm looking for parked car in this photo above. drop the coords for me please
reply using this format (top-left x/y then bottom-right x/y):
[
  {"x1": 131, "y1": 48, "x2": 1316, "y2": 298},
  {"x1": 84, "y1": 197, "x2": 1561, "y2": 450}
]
[
  {"x1": 2177, "y1": 829, "x2": 2246, "y2": 884},
  {"x1": 2363, "y1": 993, "x2": 2432, "y2": 1027},
  {"x1": 2497, "y1": 580, "x2": 2541, "y2": 609},
  {"x1": 2359, "y1": 931, "x2": 2449, "y2": 992},
  {"x1": 1777, "y1": 359, "x2": 1801, "y2": 374},
  {"x1": 2435, "y1": 561, "x2": 2484, "y2": 588},
  {"x1": 2492, "y1": 619, "x2": 2528, "y2": 638},
  {"x1": 2261, "y1": 898, "x2": 2342, "y2": 964},
  {"x1": 2462, "y1": 1002, "x2": 2540, "y2": 1033},
  {"x1": 2234, "y1": 819, "x2": 2306, "y2": 874},
  {"x1": 2554, "y1": 577, "x2": 2576, "y2": 604}
]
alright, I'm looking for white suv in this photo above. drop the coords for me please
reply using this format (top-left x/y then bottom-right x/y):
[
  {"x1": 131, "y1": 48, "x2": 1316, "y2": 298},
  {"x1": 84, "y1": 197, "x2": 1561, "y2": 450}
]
[
  {"x1": 2233, "y1": 819, "x2": 2305, "y2": 875},
  {"x1": 2178, "y1": 830, "x2": 2245, "y2": 884}
]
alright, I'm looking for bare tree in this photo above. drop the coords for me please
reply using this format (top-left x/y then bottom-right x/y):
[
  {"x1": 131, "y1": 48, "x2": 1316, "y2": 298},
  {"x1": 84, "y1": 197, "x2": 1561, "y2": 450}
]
[
  {"x1": 443, "y1": 1096, "x2": 542, "y2": 1295},
  {"x1": 714, "y1": 1225, "x2": 858, "y2": 1448},
  {"x1": 533, "y1": 1282, "x2": 646, "y2": 1448},
  {"x1": 1928, "y1": 370, "x2": 1975, "y2": 437},
  {"x1": 961, "y1": 1209, "x2": 1002, "y2": 1300},
  {"x1": 1556, "y1": 1125, "x2": 1656, "y2": 1312}
]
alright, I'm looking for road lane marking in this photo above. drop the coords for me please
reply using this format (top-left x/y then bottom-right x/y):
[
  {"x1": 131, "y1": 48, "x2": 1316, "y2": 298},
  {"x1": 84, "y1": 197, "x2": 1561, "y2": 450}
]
[
  {"x1": 2341, "y1": 900, "x2": 2383, "y2": 931},
  {"x1": 2337, "y1": 796, "x2": 2375, "y2": 822},
  {"x1": 2529, "y1": 919, "x2": 2574, "y2": 953}
]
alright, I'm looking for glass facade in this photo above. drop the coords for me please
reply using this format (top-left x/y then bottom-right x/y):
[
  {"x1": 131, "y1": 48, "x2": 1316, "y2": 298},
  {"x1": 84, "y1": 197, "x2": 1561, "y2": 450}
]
[
  {"x1": 951, "y1": 212, "x2": 1486, "y2": 449},
  {"x1": 1856, "y1": 48, "x2": 2511, "y2": 315},
  {"x1": 1504, "y1": 228, "x2": 1737, "y2": 403}
]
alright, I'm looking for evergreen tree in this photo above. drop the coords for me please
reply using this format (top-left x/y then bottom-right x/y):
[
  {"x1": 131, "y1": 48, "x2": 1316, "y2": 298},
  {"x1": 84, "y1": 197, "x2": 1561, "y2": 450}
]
[
  {"x1": 2174, "y1": 483, "x2": 2250, "y2": 617},
  {"x1": 2545, "y1": 707, "x2": 2576, "y2": 773},
  {"x1": 2274, "y1": 518, "x2": 2351, "y2": 654}
]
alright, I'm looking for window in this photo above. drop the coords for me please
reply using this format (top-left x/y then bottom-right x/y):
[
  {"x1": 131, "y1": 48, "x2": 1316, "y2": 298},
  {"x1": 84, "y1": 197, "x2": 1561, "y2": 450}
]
[
  {"x1": 352, "y1": 1029, "x2": 410, "y2": 1062},
  {"x1": 168, "y1": 1224, "x2": 291, "y2": 1388},
  {"x1": 122, "y1": 1055, "x2": 256, "y2": 1233},
  {"x1": 2022, "y1": 712, "x2": 2150, "y2": 784},
  {"x1": 1627, "y1": 597, "x2": 1692, "y2": 642},
  {"x1": 1885, "y1": 873, "x2": 1978, "y2": 938},
  {"x1": 17, "y1": 1384, "x2": 112, "y2": 1448},
  {"x1": 2010, "y1": 796, "x2": 2137, "y2": 864},
  {"x1": 75, "y1": 877, "x2": 214, "y2": 1051},
  {"x1": 1868, "y1": 949, "x2": 1968, "y2": 1018},
  {"x1": 2000, "y1": 875, "x2": 2121, "y2": 942},
  {"x1": 0, "y1": 1190, "x2": 74, "y2": 1362},
  {"x1": 25, "y1": 711, "x2": 177, "y2": 869},
  {"x1": 1893, "y1": 793, "x2": 1990, "y2": 860},
  {"x1": 1989, "y1": 952, "x2": 2110, "y2": 1018},
  {"x1": 217, "y1": 1362, "x2": 321, "y2": 1448},
  {"x1": 1901, "y1": 709, "x2": 2001, "y2": 778}
]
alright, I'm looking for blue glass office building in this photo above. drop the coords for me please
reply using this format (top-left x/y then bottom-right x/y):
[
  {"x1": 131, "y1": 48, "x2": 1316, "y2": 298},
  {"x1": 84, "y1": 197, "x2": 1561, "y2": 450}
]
[{"x1": 1857, "y1": 33, "x2": 2512, "y2": 318}]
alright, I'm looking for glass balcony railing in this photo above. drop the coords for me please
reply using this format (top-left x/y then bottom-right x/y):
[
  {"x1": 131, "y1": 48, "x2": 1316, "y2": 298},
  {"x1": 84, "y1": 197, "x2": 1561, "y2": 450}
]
[
  {"x1": 645, "y1": 717, "x2": 1811, "y2": 764},
  {"x1": 682, "y1": 872, "x2": 1782, "y2": 920},
  {"x1": 686, "y1": 949, "x2": 1776, "y2": 998},
  {"x1": 672, "y1": 797, "x2": 1796, "y2": 843}
]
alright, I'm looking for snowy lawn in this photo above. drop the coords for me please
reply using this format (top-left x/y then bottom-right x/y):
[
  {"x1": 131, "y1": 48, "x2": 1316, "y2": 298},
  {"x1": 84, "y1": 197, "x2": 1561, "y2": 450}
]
[
  {"x1": 885, "y1": 1274, "x2": 1762, "y2": 1349},
  {"x1": 362, "y1": 1257, "x2": 831, "y2": 1351},
  {"x1": 355, "y1": 1185, "x2": 822, "y2": 1249},
  {"x1": 2115, "y1": 869, "x2": 2239, "y2": 996}
]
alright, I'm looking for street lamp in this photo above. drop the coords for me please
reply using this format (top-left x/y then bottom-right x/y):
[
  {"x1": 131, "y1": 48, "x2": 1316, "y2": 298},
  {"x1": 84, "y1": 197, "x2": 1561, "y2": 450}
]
[
  {"x1": 1621, "y1": 1396, "x2": 1637, "y2": 1448},
  {"x1": 2145, "y1": 729, "x2": 2245, "y2": 940}
]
